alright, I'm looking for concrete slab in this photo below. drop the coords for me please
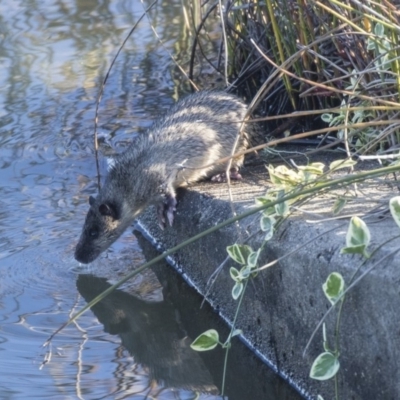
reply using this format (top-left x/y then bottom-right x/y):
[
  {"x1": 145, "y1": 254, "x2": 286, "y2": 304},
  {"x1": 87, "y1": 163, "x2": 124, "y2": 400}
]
[{"x1": 135, "y1": 157, "x2": 400, "y2": 400}]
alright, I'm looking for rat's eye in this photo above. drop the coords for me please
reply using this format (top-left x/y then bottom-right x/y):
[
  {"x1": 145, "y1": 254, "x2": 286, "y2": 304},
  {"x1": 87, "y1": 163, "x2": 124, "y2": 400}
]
[{"x1": 88, "y1": 227, "x2": 99, "y2": 239}]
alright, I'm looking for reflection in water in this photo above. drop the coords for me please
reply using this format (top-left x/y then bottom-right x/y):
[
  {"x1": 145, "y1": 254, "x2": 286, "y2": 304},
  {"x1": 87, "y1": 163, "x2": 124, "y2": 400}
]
[
  {"x1": 0, "y1": 0, "x2": 207, "y2": 398},
  {"x1": 0, "y1": 0, "x2": 303, "y2": 398},
  {"x1": 77, "y1": 274, "x2": 219, "y2": 396}
]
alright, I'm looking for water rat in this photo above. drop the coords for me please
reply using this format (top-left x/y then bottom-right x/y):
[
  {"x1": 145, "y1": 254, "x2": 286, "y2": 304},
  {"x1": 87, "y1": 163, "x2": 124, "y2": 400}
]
[{"x1": 75, "y1": 91, "x2": 250, "y2": 263}]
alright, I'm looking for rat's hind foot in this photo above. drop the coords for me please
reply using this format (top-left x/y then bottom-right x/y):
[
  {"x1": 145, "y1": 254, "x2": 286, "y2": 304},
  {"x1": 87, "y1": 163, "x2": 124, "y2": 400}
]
[
  {"x1": 211, "y1": 167, "x2": 242, "y2": 183},
  {"x1": 157, "y1": 193, "x2": 177, "y2": 229}
]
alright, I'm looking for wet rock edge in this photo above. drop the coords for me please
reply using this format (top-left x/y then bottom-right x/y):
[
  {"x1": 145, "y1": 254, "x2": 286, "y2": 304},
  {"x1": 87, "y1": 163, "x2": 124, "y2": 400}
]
[{"x1": 135, "y1": 164, "x2": 400, "y2": 400}]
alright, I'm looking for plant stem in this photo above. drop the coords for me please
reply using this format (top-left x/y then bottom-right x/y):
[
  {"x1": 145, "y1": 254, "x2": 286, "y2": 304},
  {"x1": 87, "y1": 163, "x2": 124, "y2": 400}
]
[
  {"x1": 221, "y1": 279, "x2": 249, "y2": 396},
  {"x1": 47, "y1": 163, "x2": 400, "y2": 344}
]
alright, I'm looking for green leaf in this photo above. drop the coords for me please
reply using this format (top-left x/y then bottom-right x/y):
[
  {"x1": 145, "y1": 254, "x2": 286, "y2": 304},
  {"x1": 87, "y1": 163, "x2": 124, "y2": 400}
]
[
  {"x1": 332, "y1": 197, "x2": 347, "y2": 215},
  {"x1": 275, "y1": 200, "x2": 289, "y2": 216},
  {"x1": 345, "y1": 216, "x2": 370, "y2": 248},
  {"x1": 377, "y1": 43, "x2": 387, "y2": 55},
  {"x1": 260, "y1": 214, "x2": 275, "y2": 232},
  {"x1": 267, "y1": 165, "x2": 284, "y2": 185},
  {"x1": 297, "y1": 162, "x2": 325, "y2": 175},
  {"x1": 261, "y1": 215, "x2": 275, "y2": 241},
  {"x1": 310, "y1": 352, "x2": 340, "y2": 381},
  {"x1": 240, "y1": 265, "x2": 251, "y2": 279},
  {"x1": 381, "y1": 53, "x2": 391, "y2": 70},
  {"x1": 367, "y1": 37, "x2": 375, "y2": 51},
  {"x1": 191, "y1": 329, "x2": 219, "y2": 351},
  {"x1": 323, "y1": 272, "x2": 345, "y2": 305},
  {"x1": 230, "y1": 267, "x2": 241, "y2": 282},
  {"x1": 374, "y1": 22, "x2": 384, "y2": 37},
  {"x1": 268, "y1": 165, "x2": 300, "y2": 186},
  {"x1": 226, "y1": 328, "x2": 243, "y2": 343},
  {"x1": 355, "y1": 138, "x2": 363, "y2": 149},
  {"x1": 255, "y1": 196, "x2": 272, "y2": 206},
  {"x1": 329, "y1": 159, "x2": 357, "y2": 171},
  {"x1": 231, "y1": 329, "x2": 242, "y2": 337},
  {"x1": 256, "y1": 197, "x2": 276, "y2": 217},
  {"x1": 232, "y1": 281, "x2": 243, "y2": 300},
  {"x1": 260, "y1": 205, "x2": 276, "y2": 217},
  {"x1": 248, "y1": 249, "x2": 261, "y2": 268},
  {"x1": 389, "y1": 197, "x2": 400, "y2": 228},
  {"x1": 227, "y1": 244, "x2": 252, "y2": 265},
  {"x1": 341, "y1": 244, "x2": 368, "y2": 256},
  {"x1": 264, "y1": 229, "x2": 274, "y2": 242},
  {"x1": 321, "y1": 113, "x2": 332, "y2": 123}
]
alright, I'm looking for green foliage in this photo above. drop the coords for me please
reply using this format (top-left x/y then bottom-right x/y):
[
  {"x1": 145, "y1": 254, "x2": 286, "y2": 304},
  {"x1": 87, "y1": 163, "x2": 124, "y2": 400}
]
[
  {"x1": 275, "y1": 200, "x2": 289, "y2": 217},
  {"x1": 310, "y1": 273, "x2": 345, "y2": 385},
  {"x1": 260, "y1": 214, "x2": 275, "y2": 241},
  {"x1": 227, "y1": 244, "x2": 252, "y2": 265},
  {"x1": 190, "y1": 329, "x2": 220, "y2": 351},
  {"x1": 329, "y1": 159, "x2": 357, "y2": 172},
  {"x1": 341, "y1": 216, "x2": 371, "y2": 258},
  {"x1": 188, "y1": 147, "x2": 400, "y2": 399},
  {"x1": 310, "y1": 352, "x2": 340, "y2": 381},
  {"x1": 323, "y1": 272, "x2": 345, "y2": 305},
  {"x1": 227, "y1": 244, "x2": 260, "y2": 300},
  {"x1": 367, "y1": 22, "x2": 394, "y2": 72},
  {"x1": 248, "y1": 249, "x2": 261, "y2": 268},
  {"x1": 191, "y1": 0, "x2": 400, "y2": 154},
  {"x1": 389, "y1": 196, "x2": 400, "y2": 228},
  {"x1": 232, "y1": 281, "x2": 244, "y2": 300},
  {"x1": 318, "y1": 17, "x2": 400, "y2": 154},
  {"x1": 268, "y1": 163, "x2": 324, "y2": 188},
  {"x1": 311, "y1": 194, "x2": 400, "y2": 398},
  {"x1": 332, "y1": 197, "x2": 347, "y2": 215},
  {"x1": 321, "y1": 97, "x2": 377, "y2": 152}
]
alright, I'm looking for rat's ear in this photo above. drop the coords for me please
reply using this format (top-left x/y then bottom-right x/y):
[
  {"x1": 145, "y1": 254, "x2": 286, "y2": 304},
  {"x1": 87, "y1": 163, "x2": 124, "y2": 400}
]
[
  {"x1": 89, "y1": 196, "x2": 96, "y2": 206},
  {"x1": 99, "y1": 203, "x2": 118, "y2": 220}
]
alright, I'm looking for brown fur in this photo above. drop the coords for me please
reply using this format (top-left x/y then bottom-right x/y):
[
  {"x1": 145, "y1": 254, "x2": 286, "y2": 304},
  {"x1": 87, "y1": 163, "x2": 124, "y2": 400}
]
[{"x1": 75, "y1": 91, "x2": 250, "y2": 263}]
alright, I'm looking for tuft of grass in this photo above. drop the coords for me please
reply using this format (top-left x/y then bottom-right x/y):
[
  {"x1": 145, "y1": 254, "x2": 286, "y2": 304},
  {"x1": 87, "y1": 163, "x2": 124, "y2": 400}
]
[{"x1": 186, "y1": 0, "x2": 400, "y2": 157}]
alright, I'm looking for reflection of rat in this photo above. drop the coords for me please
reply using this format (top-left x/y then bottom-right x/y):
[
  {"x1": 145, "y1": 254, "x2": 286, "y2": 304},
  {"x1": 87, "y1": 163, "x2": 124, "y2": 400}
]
[
  {"x1": 76, "y1": 274, "x2": 218, "y2": 393},
  {"x1": 75, "y1": 91, "x2": 250, "y2": 263}
]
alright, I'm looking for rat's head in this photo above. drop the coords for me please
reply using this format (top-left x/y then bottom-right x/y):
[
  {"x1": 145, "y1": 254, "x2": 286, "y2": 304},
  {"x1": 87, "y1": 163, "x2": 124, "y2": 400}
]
[{"x1": 74, "y1": 195, "x2": 131, "y2": 264}]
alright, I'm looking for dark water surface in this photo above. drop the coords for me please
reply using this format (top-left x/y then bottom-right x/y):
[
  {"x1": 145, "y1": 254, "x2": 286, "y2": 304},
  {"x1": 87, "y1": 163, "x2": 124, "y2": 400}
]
[{"x1": 0, "y1": 1, "x2": 303, "y2": 399}]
